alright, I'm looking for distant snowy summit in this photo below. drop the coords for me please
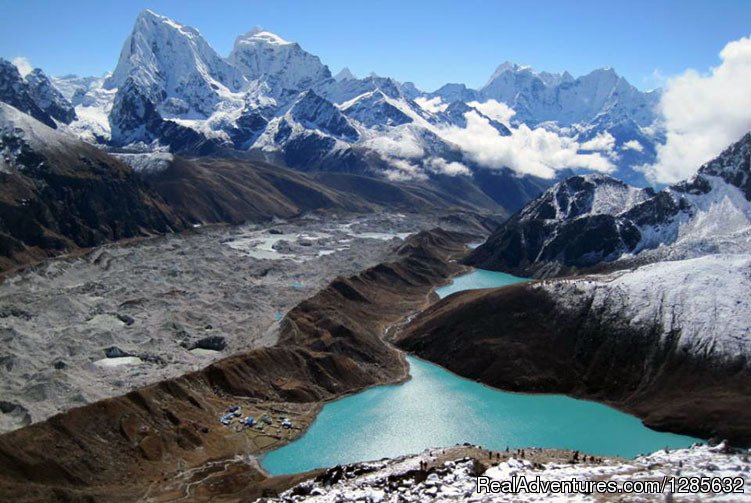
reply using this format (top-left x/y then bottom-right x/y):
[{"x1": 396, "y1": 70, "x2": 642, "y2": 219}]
[
  {"x1": 468, "y1": 132, "x2": 751, "y2": 277},
  {"x1": 2, "y1": 9, "x2": 661, "y2": 186}
]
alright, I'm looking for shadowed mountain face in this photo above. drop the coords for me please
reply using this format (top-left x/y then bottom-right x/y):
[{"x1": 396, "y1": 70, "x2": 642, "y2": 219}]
[
  {"x1": 466, "y1": 132, "x2": 751, "y2": 278},
  {"x1": 135, "y1": 155, "x2": 533, "y2": 225},
  {"x1": 0, "y1": 59, "x2": 61, "y2": 129},
  {"x1": 0, "y1": 103, "x2": 184, "y2": 271}
]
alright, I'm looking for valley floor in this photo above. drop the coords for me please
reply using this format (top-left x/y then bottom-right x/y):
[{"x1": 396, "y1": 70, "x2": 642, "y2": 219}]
[{"x1": 0, "y1": 212, "x2": 454, "y2": 433}]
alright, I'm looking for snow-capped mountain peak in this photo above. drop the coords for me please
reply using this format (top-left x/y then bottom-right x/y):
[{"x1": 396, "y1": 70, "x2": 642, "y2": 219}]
[
  {"x1": 105, "y1": 9, "x2": 245, "y2": 116},
  {"x1": 228, "y1": 27, "x2": 331, "y2": 93},
  {"x1": 237, "y1": 26, "x2": 292, "y2": 46},
  {"x1": 334, "y1": 67, "x2": 357, "y2": 81},
  {"x1": 485, "y1": 60, "x2": 534, "y2": 85},
  {"x1": 0, "y1": 59, "x2": 60, "y2": 129},
  {"x1": 24, "y1": 68, "x2": 77, "y2": 124},
  {"x1": 0, "y1": 10, "x2": 664, "y2": 186},
  {"x1": 340, "y1": 89, "x2": 413, "y2": 129},
  {"x1": 478, "y1": 62, "x2": 657, "y2": 129},
  {"x1": 520, "y1": 173, "x2": 652, "y2": 222},
  {"x1": 287, "y1": 89, "x2": 359, "y2": 141},
  {"x1": 468, "y1": 131, "x2": 751, "y2": 277}
]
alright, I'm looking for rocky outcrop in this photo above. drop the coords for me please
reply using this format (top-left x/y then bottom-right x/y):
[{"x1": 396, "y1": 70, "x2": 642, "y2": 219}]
[
  {"x1": 263, "y1": 444, "x2": 751, "y2": 502},
  {"x1": 0, "y1": 59, "x2": 58, "y2": 128},
  {"x1": 23, "y1": 68, "x2": 77, "y2": 124},
  {"x1": 466, "y1": 174, "x2": 654, "y2": 277}
]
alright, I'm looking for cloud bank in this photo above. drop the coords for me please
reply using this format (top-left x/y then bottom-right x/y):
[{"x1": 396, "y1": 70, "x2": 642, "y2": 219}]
[
  {"x1": 467, "y1": 99, "x2": 515, "y2": 125},
  {"x1": 426, "y1": 157, "x2": 470, "y2": 176},
  {"x1": 622, "y1": 140, "x2": 644, "y2": 153},
  {"x1": 579, "y1": 131, "x2": 616, "y2": 153},
  {"x1": 642, "y1": 35, "x2": 751, "y2": 184},
  {"x1": 414, "y1": 96, "x2": 448, "y2": 114},
  {"x1": 437, "y1": 108, "x2": 615, "y2": 179}
]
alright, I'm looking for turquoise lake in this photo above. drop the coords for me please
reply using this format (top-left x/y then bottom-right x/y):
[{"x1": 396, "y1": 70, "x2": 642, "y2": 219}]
[
  {"x1": 435, "y1": 268, "x2": 528, "y2": 298},
  {"x1": 261, "y1": 269, "x2": 699, "y2": 475}
]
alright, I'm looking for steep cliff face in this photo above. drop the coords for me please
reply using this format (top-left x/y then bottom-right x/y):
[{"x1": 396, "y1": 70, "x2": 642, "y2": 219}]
[
  {"x1": 0, "y1": 103, "x2": 184, "y2": 271},
  {"x1": 105, "y1": 9, "x2": 245, "y2": 116}
]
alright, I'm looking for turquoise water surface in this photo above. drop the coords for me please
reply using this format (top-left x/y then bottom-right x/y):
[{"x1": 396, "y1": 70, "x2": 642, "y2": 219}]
[
  {"x1": 262, "y1": 269, "x2": 699, "y2": 475},
  {"x1": 435, "y1": 269, "x2": 527, "y2": 298}
]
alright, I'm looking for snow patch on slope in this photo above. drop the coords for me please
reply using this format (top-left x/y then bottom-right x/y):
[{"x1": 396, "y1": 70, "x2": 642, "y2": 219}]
[{"x1": 541, "y1": 253, "x2": 751, "y2": 360}]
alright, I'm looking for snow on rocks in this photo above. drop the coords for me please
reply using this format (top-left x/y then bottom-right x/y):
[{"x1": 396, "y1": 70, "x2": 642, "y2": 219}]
[
  {"x1": 267, "y1": 444, "x2": 751, "y2": 502},
  {"x1": 538, "y1": 253, "x2": 751, "y2": 361},
  {"x1": 105, "y1": 9, "x2": 246, "y2": 117},
  {"x1": 228, "y1": 27, "x2": 331, "y2": 93},
  {"x1": 113, "y1": 151, "x2": 173, "y2": 173}
]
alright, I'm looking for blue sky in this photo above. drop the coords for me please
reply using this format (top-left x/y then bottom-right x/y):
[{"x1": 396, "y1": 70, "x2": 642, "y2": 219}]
[{"x1": 1, "y1": 0, "x2": 749, "y2": 91}]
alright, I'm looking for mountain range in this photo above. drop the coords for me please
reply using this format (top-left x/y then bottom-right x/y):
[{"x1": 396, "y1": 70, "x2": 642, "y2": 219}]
[
  {"x1": 467, "y1": 132, "x2": 751, "y2": 277},
  {"x1": 3, "y1": 9, "x2": 661, "y2": 189}
]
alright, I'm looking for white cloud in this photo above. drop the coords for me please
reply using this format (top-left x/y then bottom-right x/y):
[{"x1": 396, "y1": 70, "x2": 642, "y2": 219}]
[
  {"x1": 622, "y1": 140, "x2": 644, "y2": 153},
  {"x1": 467, "y1": 99, "x2": 516, "y2": 125},
  {"x1": 414, "y1": 96, "x2": 448, "y2": 114},
  {"x1": 367, "y1": 131, "x2": 425, "y2": 159},
  {"x1": 579, "y1": 131, "x2": 616, "y2": 152},
  {"x1": 11, "y1": 56, "x2": 33, "y2": 77},
  {"x1": 436, "y1": 111, "x2": 615, "y2": 179},
  {"x1": 642, "y1": 35, "x2": 751, "y2": 184},
  {"x1": 385, "y1": 158, "x2": 427, "y2": 181},
  {"x1": 426, "y1": 157, "x2": 470, "y2": 176}
]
